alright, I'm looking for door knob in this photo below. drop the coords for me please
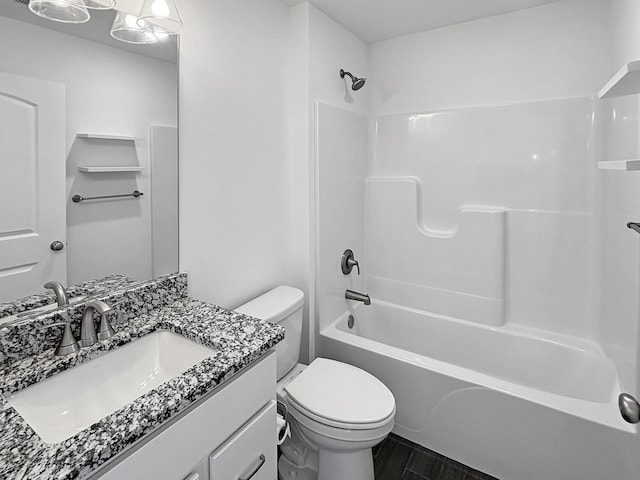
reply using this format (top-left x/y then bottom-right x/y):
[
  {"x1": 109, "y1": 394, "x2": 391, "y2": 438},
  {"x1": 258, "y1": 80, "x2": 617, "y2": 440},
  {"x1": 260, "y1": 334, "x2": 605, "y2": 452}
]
[{"x1": 50, "y1": 241, "x2": 64, "y2": 251}]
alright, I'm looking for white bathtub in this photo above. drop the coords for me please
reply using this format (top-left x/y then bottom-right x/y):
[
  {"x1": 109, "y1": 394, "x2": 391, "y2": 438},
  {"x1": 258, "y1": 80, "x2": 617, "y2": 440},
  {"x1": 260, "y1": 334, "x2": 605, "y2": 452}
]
[{"x1": 319, "y1": 300, "x2": 640, "y2": 480}]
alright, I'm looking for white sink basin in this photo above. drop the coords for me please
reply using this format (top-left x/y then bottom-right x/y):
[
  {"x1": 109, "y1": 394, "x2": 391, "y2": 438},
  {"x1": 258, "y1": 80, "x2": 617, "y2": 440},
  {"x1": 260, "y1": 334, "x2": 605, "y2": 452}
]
[{"x1": 8, "y1": 330, "x2": 217, "y2": 444}]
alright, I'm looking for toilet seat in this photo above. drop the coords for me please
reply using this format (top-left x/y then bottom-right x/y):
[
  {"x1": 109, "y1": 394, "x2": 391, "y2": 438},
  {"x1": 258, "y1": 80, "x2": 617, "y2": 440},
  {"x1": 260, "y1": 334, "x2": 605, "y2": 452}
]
[
  {"x1": 287, "y1": 398, "x2": 395, "y2": 444},
  {"x1": 284, "y1": 358, "x2": 396, "y2": 430},
  {"x1": 287, "y1": 395, "x2": 395, "y2": 431}
]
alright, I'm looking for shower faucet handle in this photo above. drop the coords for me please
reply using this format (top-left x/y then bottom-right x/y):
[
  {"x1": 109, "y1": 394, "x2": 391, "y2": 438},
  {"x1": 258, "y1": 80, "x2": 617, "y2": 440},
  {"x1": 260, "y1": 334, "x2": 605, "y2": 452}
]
[{"x1": 341, "y1": 249, "x2": 360, "y2": 275}]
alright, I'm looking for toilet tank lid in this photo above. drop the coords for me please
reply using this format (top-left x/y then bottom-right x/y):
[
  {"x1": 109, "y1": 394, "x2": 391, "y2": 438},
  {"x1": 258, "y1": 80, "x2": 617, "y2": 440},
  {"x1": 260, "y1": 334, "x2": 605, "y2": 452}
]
[{"x1": 234, "y1": 286, "x2": 304, "y2": 323}]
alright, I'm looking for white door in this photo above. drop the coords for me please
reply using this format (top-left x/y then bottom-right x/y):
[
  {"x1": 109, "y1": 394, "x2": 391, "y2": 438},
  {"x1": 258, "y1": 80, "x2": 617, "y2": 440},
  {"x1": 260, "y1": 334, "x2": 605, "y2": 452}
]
[{"x1": 0, "y1": 72, "x2": 66, "y2": 303}]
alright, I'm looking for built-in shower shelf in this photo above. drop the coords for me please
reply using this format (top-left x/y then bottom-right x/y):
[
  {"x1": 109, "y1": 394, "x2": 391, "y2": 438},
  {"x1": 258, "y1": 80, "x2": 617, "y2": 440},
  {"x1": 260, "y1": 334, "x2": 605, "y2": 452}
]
[
  {"x1": 598, "y1": 160, "x2": 640, "y2": 171},
  {"x1": 76, "y1": 133, "x2": 144, "y2": 141},
  {"x1": 599, "y1": 61, "x2": 640, "y2": 99},
  {"x1": 77, "y1": 166, "x2": 145, "y2": 173}
]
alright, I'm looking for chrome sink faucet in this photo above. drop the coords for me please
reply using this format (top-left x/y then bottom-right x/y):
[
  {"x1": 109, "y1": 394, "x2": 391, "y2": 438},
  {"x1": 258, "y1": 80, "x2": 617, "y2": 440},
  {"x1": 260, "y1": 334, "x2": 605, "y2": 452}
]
[
  {"x1": 345, "y1": 289, "x2": 371, "y2": 305},
  {"x1": 44, "y1": 281, "x2": 69, "y2": 307},
  {"x1": 80, "y1": 300, "x2": 113, "y2": 347}
]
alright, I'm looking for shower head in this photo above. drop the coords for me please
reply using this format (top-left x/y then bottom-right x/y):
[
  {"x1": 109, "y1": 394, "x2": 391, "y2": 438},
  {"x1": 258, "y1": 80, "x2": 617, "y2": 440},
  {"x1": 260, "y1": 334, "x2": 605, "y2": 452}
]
[{"x1": 340, "y1": 69, "x2": 366, "y2": 91}]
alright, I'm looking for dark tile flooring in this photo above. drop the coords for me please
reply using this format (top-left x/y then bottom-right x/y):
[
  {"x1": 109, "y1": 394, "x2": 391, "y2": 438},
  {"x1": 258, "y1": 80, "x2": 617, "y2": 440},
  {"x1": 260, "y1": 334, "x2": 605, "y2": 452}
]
[{"x1": 373, "y1": 434, "x2": 498, "y2": 480}]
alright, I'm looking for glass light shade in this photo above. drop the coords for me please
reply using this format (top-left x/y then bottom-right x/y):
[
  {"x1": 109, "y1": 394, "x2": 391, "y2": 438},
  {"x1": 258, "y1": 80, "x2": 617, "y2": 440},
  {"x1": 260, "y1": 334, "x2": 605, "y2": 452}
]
[
  {"x1": 28, "y1": 0, "x2": 90, "y2": 24},
  {"x1": 110, "y1": 12, "x2": 158, "y2": 44},
  {"x1": 137, "y1": 0, "x2": 183, "y2": 35},
  {"x1": 84, "y1": 0, "x2": 116, "y2": 9}
]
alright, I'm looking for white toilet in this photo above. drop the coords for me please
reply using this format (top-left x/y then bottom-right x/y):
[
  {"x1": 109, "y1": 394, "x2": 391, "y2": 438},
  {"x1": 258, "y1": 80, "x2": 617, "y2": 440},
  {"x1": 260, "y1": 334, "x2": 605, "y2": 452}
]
[{"x1": 235, "y1": 286, "x2": 396, "y2": 480}]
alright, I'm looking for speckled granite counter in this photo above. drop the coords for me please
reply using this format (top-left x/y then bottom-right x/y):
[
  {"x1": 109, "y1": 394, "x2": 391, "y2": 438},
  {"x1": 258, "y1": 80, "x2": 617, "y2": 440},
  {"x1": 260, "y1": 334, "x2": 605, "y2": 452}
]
[
  {"x1": 0, "y1": 296, "x2": 284, "y2": 479},
  {"x1": 0, "y1": 273, "x2": 188, "y2": 364},
  {"x1": 0, "y1": 275, "x2": 139, "y2": 320}
]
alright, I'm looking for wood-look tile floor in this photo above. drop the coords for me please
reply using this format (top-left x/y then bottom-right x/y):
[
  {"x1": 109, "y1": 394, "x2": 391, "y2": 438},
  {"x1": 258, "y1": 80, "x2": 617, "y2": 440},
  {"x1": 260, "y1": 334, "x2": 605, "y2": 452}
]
[{"x1": 373, "y1": 434, "x2": 498, "y2": 480}]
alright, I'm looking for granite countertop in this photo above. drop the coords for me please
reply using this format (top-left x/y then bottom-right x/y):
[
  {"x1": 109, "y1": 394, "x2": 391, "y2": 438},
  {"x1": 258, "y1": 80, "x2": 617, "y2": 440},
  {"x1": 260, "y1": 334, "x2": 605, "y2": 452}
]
[
  {"x1": 0, "y1": 298, "x2": 284, "y2": 480},
  {"x1": 0, "y1": 275, "x2": 139, "y2": 321}
]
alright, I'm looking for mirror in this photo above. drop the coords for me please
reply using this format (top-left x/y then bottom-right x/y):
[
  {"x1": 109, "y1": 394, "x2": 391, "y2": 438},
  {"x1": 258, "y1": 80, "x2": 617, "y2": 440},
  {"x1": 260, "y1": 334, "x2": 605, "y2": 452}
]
[{"x1": 0, "y1": 1, "x2": 178, "y2": 304}]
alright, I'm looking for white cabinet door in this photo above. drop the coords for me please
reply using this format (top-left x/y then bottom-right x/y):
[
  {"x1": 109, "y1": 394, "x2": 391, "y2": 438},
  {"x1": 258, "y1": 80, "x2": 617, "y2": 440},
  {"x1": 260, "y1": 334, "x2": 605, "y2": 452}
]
[
  {"x1": 210, "y1": 401, "x2": 277, "y2": 480},
  {"x1": 0, "y1": 72, "x2": 66, "y2": 302}
]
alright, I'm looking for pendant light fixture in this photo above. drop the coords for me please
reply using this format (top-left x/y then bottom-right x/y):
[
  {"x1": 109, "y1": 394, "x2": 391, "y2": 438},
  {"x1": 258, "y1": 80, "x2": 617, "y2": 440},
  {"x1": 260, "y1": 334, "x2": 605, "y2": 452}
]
[
  {"x1": 28, "y1": 0, "x2": 91, "y2": 24},
  {"x1": 110, "y1": 11, "x2": 158, "y2": 45},
  {"x1": 137, "y1": 0, "x2": 183, "y2": 35},
  {"x1": 84, "y1": 0, "x2": 116, "y2": 9}
]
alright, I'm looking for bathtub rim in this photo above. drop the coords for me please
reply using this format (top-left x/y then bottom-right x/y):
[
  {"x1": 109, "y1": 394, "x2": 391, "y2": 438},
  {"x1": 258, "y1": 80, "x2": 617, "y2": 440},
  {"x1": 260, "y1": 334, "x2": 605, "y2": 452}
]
[{"x1": 320, "y1": 301, "x2": 635, "y2": 434}]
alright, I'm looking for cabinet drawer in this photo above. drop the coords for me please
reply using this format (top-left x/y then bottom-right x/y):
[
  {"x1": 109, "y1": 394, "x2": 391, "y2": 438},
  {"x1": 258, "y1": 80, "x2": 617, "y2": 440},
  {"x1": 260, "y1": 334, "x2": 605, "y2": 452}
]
[{"x1": 210, "y1": 401, "x2": 276, "y2": 480}]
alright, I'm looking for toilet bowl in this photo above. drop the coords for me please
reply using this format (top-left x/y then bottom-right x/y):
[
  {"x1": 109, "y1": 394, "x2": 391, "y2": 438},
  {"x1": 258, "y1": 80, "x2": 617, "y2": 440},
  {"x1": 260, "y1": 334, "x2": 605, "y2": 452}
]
[
  {"x1": 235, "y1": 286, "x2": 396, "y2": 480},
  {"x1": 282, "y1": 358, "x2": 395, "y2": 480}
]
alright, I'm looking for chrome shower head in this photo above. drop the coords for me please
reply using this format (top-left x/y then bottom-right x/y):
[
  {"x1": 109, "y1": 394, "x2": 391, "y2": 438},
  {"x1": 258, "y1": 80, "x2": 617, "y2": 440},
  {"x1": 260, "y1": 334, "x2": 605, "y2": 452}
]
[{"x1": 340, "y1": 69, "x2": 366, "y2": 91}]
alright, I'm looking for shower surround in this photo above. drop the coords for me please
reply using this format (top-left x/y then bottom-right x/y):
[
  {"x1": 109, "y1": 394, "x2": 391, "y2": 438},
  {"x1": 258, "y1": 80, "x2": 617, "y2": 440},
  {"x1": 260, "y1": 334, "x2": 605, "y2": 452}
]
[
  {"x1": 369, "y1": 97, "x2": 598, "y2": 336},
  {"x1": 314, "y1": 95, "x2": 640, "y2": 479}
]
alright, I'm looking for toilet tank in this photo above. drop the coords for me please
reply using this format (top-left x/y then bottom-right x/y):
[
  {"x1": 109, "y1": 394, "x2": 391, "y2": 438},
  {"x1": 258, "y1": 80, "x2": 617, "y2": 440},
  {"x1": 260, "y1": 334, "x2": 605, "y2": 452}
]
[{"x1": 234, "y1": 286, "x2": 304, "y2": 381}]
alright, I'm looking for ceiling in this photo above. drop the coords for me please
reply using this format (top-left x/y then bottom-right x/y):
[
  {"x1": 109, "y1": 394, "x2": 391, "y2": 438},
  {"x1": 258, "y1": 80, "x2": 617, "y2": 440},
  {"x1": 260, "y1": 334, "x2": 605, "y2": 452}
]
[
  {"x1": 281, "y1": 0, "x2": 564, "y2": 43},
  {"x1": 0, "y1": 0, "x2": 176, "y2": 63}
]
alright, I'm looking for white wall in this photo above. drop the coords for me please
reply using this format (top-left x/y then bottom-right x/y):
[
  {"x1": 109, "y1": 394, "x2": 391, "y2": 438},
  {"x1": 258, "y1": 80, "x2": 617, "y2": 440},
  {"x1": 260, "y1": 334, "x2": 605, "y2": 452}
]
[
  {"x1": 179, "y1": 0, "x2": 292, "y2": 309},
  {"x1": 360, "y1": 0, "x2": 614, "y2": 342},
  {"x1": 611, "y1": 0, "x2": 640, "y2": 69},
  {"x1": 370, "y1": 0, "x2": 612, "y2": 115},
  {"x1": 308, "y1": 4, "x2": 370, "y2": 354},
  {"x1": 0, "y1": 15, "x2": 177, "y2": 285},
  {"x1": 316, "y1": 104, "x2": 368, "y2": 334},
  {"x1": 601, "y1": 0, "x2": 640, "y2": 394},
  {"x1": 598, "y1": 97, "x2": 640, "y2": 393},
  {"x1": 308, "y1": 4, "x2": 370, "y2": 114},
  {"x1": 179, "y1": 0, "x2": 368, "y2": 362},
  {"x1": 288, "y1": 3, "x2": 313, "y2": 361},
  {"x1": 288, "y1": 4, "x2": 370, "y2": 357},
  {"x1": 151, "y1": 126, "x2": 179, "y2": 278}
]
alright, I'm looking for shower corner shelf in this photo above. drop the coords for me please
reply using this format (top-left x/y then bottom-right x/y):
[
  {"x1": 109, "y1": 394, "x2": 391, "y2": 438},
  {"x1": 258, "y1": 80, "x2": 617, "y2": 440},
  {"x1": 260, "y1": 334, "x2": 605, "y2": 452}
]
[
  {"x1": 598, "y1": 160, "x2": 640, "y2": 171},
  {"x1": 599, "y1": 60, "x2": 640, "y2": 99},
  {"x1": 77, "y1": 165, "x2": 145, "y2": 173},
  {"x1": 76, "y1": 133, "x2": 145, "y2": 141}
]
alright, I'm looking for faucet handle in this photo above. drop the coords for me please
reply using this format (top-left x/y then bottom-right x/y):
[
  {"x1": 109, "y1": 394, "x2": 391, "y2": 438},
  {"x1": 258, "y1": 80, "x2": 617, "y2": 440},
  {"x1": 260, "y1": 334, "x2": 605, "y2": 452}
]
[
  {"x1": 341, "y1": 249, "x2": 361, "y2": 275},
  {"x1": 40, "y1": 322, "x2": 80, "y2": 356},
  {"x1": 351, "y1": 258, "x2": 360, "y2": 275},
  {"x1": 80, "y1": 300, "x2": 111, "y2": 348},
  {"x1": 97, "y1": 312, "x2": 117, "y2": 341}
]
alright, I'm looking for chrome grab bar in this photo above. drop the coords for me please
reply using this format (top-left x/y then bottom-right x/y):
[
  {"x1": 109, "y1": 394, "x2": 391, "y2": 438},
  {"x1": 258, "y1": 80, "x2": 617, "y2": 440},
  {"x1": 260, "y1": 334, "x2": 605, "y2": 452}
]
[{"x1": 72, "y1": 190, "x2": 143, "y2": 203}]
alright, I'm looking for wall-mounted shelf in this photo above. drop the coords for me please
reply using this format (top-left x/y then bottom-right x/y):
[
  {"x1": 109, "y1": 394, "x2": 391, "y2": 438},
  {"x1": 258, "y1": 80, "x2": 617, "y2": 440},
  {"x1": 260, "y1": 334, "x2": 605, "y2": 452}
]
[
  {"x1": 77, "y1": 166, "x2": 145, "y2": 173},
  {"x1": 599, "y1": 61, "x2": 640, "y2": 99},
  {"x1": 598, "y1": 160, "x2": 640, "y2": 171},
  {"x1": 77, "y1": 133, "x2": 144, "y2": 141}
]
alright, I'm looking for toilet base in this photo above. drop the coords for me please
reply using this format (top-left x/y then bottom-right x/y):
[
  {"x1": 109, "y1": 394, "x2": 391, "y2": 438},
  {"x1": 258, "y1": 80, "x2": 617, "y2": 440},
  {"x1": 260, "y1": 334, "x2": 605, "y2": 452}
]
[
  {"x1": 278, "y1": 455, "x2": 317, "y2": 480},
  {"x1": 318, "y1": 448, "x2": 374, "y2": 480},
  {"x1": 278, "y1": 447, "x2": 374, "y2": 480},
  {"x1": 278, "y1": 409, "x2": 380, "y2": 480}
]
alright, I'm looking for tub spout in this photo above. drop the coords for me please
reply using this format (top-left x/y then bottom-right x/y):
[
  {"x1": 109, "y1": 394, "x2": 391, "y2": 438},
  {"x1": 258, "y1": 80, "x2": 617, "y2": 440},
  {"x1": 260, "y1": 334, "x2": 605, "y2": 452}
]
[{"x1": 345, "y1": 289, "x2": 371, "y2": 305}]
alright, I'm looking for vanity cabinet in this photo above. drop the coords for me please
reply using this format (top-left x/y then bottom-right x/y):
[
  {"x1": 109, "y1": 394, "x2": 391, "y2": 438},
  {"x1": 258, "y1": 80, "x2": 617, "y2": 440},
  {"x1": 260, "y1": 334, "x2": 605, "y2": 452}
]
[
  {"x1": 210, "y1": 402, "x2": 276, "y2": 479},
  {"x1": 95, "y1": 351, "x2": 277, "y2": 480}
]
